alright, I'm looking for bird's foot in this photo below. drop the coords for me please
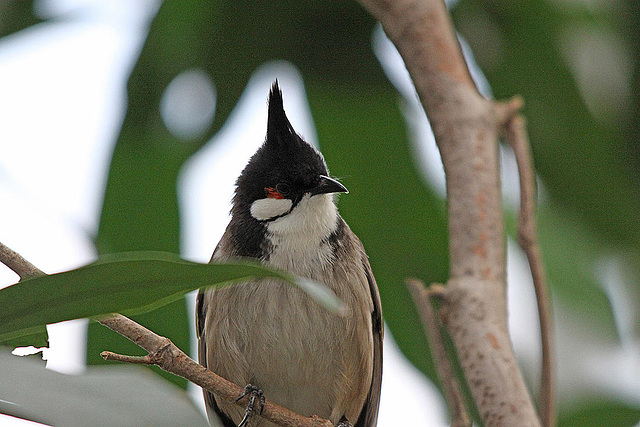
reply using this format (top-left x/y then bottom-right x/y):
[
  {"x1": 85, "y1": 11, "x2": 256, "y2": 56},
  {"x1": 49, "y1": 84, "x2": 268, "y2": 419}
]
[
  {"x1": 236, "y1": 384, "x2": 265, "y2": 427},
  {"x1": 335, "y1": 416, "x2": 353, "y2": 427}
]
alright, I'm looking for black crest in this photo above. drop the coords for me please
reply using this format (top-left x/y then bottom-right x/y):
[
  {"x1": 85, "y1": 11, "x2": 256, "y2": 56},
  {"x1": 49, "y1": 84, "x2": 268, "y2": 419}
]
[
  {"x1": 228, "y1": 81, "x2": 332, "y2": 258},
  {"x1": 233, "y1": 81, "x2": 330, "y2": 209},
  {"x1": 266, "y1": 80, "x2": 303, "y2": 150},
  {"x1": 248, "y1": 80, "x2": 328, "y2": 179}
]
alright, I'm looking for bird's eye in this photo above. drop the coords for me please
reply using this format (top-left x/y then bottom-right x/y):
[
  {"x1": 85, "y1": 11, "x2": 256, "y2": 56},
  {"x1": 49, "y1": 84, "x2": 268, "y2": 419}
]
[{"x1": 275, "y1": 183, "x2": 291, "y2": 195}]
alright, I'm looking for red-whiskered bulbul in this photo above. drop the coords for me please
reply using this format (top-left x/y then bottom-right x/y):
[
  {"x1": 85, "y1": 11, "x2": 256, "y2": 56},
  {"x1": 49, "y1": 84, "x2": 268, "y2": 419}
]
[{"x1": 197, "y1": 81, "x2": 382, "y2": 427}]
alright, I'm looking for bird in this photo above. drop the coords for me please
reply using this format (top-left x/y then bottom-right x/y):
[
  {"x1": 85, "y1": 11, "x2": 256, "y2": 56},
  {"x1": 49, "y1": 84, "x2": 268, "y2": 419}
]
[{"x1": 196, "y1": 81, "x2": 382, "y2": 427}]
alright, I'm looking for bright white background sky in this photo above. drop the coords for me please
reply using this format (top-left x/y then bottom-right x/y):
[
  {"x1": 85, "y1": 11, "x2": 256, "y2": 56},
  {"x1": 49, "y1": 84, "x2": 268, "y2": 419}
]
[{"x1": 2, "y1": 0, "x2": 637, "y2": 426}]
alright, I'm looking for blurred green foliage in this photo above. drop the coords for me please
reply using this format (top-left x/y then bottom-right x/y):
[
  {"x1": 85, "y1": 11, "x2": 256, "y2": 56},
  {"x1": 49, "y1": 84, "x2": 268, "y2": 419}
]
[
  {"x1": 559, "y1": 401, "x2": 640, "y2": 427},
  {"x1": 0, "y1": 0, "x2": 41, "y2": 38},
  {"x1": 0, "y1": 350, "x2": 208, "y2": 426},
  {"x1": 454, "y1": 0, "x2": 640, "y2": 248},
  {"x1": 1, "y1": 0, "x2": 639, "y2": 425}
]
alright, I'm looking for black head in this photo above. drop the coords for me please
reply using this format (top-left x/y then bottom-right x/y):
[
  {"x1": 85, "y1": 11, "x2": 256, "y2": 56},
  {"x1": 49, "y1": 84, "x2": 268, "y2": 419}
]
[{"x1": 232, "y1": 81, "x2": 347, "y2": 220}]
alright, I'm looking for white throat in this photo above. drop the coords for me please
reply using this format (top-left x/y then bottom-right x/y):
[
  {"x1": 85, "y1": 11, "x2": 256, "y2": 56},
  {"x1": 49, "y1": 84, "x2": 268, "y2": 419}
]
[
  {"x1": 261, "y1": 193, "x2": 339, "y2": 275},
  {"x1": 267, "y1": 193, "x2": 337, "y2": 235}
]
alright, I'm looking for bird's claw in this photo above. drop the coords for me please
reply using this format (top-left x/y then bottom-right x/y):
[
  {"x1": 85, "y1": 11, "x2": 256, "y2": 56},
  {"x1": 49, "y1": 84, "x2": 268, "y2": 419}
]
[
  {"x1": 236, "y1": 384, "x2": 265, "y2": 427},
  {"x1": 335, "y1": 416, "x2": 353, "y2": 427}
]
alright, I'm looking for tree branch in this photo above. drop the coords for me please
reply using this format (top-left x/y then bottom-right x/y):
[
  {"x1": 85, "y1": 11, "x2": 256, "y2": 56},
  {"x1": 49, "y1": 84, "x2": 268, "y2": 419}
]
[
  {"x1": 0, "y1": 242, "x2": 332, "y2": 427},
  {"x1": 357, "y1": 0, "x2": 544, "y2": 425},
  {"x1": 0, "y1": 241, "x2": 45, "y2": 279},
  {"x1": 407, "y1": 279, "x2": 470, "y2": 427},
  {"x1": 101, "y1": 351, "x2": 154, "y2": 365},
  {"x1": 97, "y1": 313, "x2": 332, "y2": 427},
  {"x1": 503, "y1": 112, "x2": 555, "y2": 427}
]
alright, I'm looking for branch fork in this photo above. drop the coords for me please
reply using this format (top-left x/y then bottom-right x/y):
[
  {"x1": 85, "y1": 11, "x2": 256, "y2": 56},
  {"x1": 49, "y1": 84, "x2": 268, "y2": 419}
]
[{"x1": 358, "y1": 0, "x2": 553, "y2": 425}]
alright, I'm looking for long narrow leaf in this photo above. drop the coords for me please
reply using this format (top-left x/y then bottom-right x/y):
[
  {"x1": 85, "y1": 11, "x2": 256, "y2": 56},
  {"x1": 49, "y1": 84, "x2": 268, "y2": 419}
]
[{"x1": 0, "y1": 251, "x2": 343, "y2": 344}]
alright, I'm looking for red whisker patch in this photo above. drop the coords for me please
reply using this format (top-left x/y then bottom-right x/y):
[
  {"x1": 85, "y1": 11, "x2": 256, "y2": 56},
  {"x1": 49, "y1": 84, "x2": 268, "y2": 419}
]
[{"x1": 265, "y1": 187, "x2": 285, "y2": 199}]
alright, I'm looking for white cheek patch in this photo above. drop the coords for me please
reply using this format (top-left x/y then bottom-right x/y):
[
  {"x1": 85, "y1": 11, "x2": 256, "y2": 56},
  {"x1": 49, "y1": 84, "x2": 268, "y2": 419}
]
[{"x1": 250, "y1": 197, "x2": 293, "y2": 221}]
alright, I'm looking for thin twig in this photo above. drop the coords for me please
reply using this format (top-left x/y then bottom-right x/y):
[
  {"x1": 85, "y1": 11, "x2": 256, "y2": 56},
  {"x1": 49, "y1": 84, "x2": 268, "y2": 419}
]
[
  {"x1": 407, "y1": 279, "x2": 471, "y2": 427},
  {"x1": 0, "y1": 242, "x2": 332, "y2": 427},
  {"x1": 502, "y1": 112, "x2": 555, "y2": 427},
  {"x1": 100, "y1": 351, "x2": 153, "y2": 365}
]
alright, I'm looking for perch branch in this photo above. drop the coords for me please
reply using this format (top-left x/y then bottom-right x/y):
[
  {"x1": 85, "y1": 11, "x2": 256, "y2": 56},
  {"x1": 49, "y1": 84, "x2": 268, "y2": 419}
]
[
  {"x1": 357, "y1": 0, "x2": 543, "y2": 425},
  {"x1": 407, "y1": 279, "x2": 470, "y2": 427},
  {"x1": 97, "y1": 313, "x2": 332, "y2": 427},
  {"x1": 503, "y1": 112, "x2": 555, "y2": 427},
  {"x1": 0, "y1": 242, "x2": 332, "y2": 427},
  {"x1": 0, "y1": 241, "x2": 44, "y2": 278}
]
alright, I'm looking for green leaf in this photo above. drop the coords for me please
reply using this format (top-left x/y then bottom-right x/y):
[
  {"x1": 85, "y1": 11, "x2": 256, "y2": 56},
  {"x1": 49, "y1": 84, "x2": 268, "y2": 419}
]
[
  {"x1": 0, "y1": 1, "x2": 42, "y2": 38},
  {"x1": 0, "y1": 251, "x2": 342, "y2": 345},
  {"x1": 0, "y1": 328, "x2": 48, "y2": 350},
  {"x1": 0, "y1": 350, "x2": 208, "y2": 427}
]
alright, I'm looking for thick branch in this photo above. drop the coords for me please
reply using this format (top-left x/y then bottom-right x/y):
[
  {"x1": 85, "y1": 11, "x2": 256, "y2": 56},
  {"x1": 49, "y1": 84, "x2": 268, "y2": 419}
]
[
  {"x1": 0, "y1": 242, "x2": 332, "y2": 427},
  {"x1": 357, "y1": 0, "x2": 542, "y2": 425},
  {"x1": 359, "y1": 0, "x2": 504, "y2": 284}
]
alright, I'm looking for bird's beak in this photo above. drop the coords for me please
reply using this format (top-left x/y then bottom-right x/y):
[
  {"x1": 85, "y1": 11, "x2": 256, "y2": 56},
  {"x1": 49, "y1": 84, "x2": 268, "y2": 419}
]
[{"x1": 309, "y1": 175, "x2": 349, "y2": 196}]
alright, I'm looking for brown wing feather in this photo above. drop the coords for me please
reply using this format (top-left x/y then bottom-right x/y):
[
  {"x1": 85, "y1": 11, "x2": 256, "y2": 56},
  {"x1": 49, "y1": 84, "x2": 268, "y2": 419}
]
[
  {"x1": 197, "y1": 234, "x2": 238, "y2": 427},
  {"x1": 355, "y1": 252, "x2": 383, "y2": 427}
]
